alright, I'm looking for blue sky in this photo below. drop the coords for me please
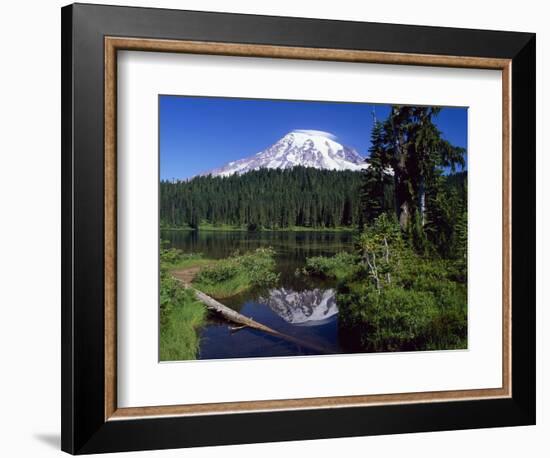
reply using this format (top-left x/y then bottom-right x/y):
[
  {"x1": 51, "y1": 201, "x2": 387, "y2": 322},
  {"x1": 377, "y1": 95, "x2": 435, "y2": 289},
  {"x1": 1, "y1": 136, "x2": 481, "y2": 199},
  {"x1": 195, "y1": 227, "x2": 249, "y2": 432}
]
[{"x1": 160, "y1": 95, "x2": 468, "y2": 180}]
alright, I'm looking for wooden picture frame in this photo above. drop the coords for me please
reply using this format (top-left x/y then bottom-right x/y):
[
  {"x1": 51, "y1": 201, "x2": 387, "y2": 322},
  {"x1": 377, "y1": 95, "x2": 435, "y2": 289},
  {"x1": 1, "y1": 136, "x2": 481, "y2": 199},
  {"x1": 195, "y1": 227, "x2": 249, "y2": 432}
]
[{"x1": 62, "y1": 3, "x2": 535, "y2": 454}]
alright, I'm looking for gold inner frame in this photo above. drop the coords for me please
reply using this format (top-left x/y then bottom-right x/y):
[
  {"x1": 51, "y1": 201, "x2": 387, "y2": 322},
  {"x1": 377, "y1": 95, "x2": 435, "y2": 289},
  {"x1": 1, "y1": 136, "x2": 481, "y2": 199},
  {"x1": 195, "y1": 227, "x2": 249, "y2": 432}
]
[{"x1": 104, "y1": 37, "x2": 512, "y2": 421}]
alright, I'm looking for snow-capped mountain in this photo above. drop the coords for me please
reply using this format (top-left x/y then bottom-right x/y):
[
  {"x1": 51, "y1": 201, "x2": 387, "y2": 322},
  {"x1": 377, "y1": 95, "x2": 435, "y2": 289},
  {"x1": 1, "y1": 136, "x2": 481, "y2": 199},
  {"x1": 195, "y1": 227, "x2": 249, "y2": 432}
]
[{"x1": 204, "y1": 129, "x2": 366, "y2": 177}]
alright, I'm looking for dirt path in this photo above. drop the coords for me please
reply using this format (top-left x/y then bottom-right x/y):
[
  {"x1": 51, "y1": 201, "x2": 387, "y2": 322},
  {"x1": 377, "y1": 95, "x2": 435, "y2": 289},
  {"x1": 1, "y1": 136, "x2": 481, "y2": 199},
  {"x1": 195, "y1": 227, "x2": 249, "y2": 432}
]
[{"x1": 171, "y1": 266, "x2": 203, "y2": 285}]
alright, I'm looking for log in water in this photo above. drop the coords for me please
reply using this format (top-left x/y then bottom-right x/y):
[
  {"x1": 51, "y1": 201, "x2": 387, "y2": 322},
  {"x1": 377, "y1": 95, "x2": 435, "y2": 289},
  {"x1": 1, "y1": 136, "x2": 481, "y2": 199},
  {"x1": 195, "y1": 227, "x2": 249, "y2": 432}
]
[{"x1": 189, "y1": 286, "x2": 334, "y2": 355}]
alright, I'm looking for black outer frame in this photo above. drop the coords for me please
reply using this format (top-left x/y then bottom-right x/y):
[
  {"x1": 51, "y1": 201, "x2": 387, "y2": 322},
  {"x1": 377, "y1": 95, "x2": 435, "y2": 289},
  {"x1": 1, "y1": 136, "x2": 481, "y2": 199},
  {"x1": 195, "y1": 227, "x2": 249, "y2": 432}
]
[{"x1": 61, "y1": 3, "x2": 536, "y2": 454}]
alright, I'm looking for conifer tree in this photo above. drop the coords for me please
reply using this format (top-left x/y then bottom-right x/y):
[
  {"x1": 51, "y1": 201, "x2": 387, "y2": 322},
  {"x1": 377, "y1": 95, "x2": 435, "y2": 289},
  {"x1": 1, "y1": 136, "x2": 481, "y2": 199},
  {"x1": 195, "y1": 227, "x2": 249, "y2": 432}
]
[{"x1": 361, "y1": 106, "x2": 465, "y2": 233}]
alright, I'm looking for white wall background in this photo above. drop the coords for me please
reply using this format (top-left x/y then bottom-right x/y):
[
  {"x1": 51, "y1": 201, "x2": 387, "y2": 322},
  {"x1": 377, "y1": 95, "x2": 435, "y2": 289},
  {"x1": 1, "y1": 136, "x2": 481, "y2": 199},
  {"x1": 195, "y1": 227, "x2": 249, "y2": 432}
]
[{"x1": 0, "y1": 1, "x2": 545, "y2": 456}]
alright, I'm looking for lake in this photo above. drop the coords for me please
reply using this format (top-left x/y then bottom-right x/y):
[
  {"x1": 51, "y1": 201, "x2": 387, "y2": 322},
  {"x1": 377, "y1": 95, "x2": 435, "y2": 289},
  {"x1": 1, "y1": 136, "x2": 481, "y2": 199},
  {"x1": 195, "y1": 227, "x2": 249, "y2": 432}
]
[{"x1": 162, "y1": 229, "x2": 355, "y2": 359}]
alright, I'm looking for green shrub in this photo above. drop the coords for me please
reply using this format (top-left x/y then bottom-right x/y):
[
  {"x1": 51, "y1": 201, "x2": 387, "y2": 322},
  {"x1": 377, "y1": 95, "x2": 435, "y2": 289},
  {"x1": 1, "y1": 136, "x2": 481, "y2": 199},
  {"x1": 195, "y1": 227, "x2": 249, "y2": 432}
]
[
  {"x1": 335, "y1": 216, "x2": 467, "y2": 352},
  {"x1": 237, "y1": 248, "x2": 280, "y2": 286},
  {"x1": 301, "y1": 251, "x2": 359, "y2": 280},
  {"x1": 193, "y1": 248, "x2": 279, "y2": 298},
  {"x1": 338, "y1": 284, "x2": 438, "y2": 351},
  {"x1": 160, "y1": 240, "x2": 203, "y2": 270},
  {"x1": 196, "y1": 262, "x2": 239, "y2": 284},
  {"x1": 355, "y1": 213, "x2": 406, "y2": 291},
  {"x1": 337, "y1": 267, "x2": 467, "y2": 352}
]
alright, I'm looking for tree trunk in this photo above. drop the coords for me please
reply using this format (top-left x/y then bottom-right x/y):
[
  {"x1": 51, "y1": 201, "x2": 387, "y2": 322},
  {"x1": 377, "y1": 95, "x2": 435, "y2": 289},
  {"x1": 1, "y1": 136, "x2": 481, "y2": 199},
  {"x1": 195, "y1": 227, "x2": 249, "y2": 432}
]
[
  {"x1": 399, "y1": 200, "x2": 410, "y2": 230},
  {"x1": 383, "y1": 236, "x2": 391, "y2": 284},
  {"x1": 418, "y1": 177, "x2": 426, "y2": 226},
  {"x1": 394, "y1": 136, "x2": 411, "y2": 230}
]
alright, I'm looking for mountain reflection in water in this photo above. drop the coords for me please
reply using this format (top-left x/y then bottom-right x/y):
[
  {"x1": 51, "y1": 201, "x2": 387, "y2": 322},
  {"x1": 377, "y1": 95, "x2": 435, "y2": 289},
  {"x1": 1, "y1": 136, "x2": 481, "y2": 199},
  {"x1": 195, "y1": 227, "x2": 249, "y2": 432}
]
[
  {"x1": 260, "y1": 288, "x2": 338, "y2": 326},
  {"x1": 162, "y1": 229, "x2": 354, "y2": 359}
]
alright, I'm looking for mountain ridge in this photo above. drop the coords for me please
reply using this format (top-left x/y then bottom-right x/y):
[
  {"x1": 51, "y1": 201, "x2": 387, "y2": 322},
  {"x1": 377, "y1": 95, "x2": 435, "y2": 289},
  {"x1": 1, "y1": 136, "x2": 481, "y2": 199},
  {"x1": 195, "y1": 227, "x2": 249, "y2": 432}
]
[{"x1": 203, "y1": 130, "x2": 366, "y2": 177}]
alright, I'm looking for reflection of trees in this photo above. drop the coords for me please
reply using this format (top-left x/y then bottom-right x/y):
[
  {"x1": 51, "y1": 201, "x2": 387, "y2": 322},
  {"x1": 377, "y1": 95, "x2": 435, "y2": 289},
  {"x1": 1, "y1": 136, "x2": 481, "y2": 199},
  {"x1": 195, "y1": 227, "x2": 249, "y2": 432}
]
[
  {"x1": 161, "y1": 230, "x2": 353, "y2": 261},
  {"x1": 260, "y1": 288, "x2": 338, "y2": 325}
]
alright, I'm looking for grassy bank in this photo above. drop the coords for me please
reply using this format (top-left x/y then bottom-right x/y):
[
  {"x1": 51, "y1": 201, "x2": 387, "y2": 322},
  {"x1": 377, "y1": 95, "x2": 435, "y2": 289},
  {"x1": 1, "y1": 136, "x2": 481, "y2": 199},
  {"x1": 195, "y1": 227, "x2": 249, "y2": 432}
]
[
  {"x1": 160, "y1": 276, "x2": 206, "y2": 361},
  {"x1": 159, "y1": 243, "x2": 280, "y2": 360},
  {"x1": 193, "y1": 248, "x2": 279, "y2": 298},
  {"x1": 159, "y1": 251, "x2": 207, "y2": 361},
  {"x1": 159, "y1": 246, "x2": 213, "y2": 271}
]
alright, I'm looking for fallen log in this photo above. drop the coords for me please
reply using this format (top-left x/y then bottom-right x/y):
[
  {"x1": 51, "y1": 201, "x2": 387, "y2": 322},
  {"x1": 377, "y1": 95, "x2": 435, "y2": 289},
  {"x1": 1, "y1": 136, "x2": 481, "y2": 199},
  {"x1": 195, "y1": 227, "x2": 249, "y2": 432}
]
[{"x1": 189, "y1": 287, "x2": 334, "y2": 355}]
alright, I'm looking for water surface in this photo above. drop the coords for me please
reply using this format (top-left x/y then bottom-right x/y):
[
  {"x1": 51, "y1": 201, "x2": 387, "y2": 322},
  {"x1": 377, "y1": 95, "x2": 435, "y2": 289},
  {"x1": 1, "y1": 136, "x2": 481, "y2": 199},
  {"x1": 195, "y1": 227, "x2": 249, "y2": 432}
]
[{"x1": 163, "y1": 230, "x2": 354, "y2": 359}]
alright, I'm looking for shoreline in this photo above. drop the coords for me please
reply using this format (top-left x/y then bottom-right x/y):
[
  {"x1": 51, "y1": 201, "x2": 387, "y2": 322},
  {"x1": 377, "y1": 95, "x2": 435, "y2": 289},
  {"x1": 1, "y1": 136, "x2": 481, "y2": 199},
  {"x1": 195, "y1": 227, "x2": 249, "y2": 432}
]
[{"x1": 161, "y1": 225, "x2": 357, "y2": 233}]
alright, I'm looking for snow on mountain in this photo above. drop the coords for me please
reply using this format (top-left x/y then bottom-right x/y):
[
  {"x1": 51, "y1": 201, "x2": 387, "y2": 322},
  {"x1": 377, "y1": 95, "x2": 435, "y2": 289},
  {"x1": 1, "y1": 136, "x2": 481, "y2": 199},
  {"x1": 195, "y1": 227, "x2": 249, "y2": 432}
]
[{"x1": 203, "y1": 130, "x2": 366, "y2": 177}]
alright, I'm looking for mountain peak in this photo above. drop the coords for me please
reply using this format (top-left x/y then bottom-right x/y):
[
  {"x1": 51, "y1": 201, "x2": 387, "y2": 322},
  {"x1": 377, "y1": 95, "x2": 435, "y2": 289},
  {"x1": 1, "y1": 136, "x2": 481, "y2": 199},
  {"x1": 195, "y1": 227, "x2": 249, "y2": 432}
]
[
  {"x1": 288, "y1": 129, "x2": 337, "y2": 140},
  {"x1": 204, "y1": 130, "x2": 367, "y2": 177}
]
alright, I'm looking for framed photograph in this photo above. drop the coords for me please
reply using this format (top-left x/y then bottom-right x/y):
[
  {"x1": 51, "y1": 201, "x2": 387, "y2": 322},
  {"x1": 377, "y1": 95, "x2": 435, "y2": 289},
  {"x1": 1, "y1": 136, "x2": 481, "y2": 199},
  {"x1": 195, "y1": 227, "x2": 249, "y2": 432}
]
[{"x1": 61, "y1": 3, "x2": 536, "y2": 454}]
